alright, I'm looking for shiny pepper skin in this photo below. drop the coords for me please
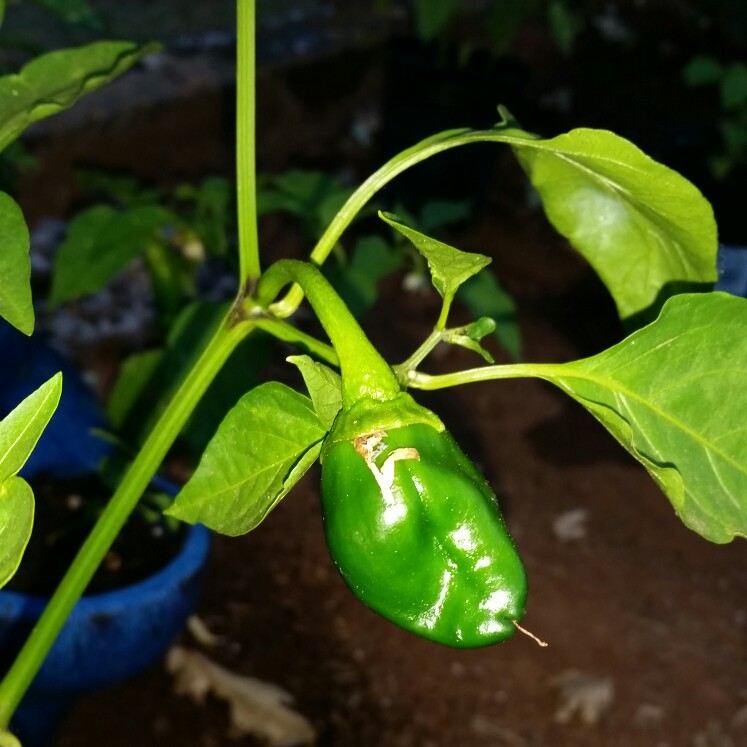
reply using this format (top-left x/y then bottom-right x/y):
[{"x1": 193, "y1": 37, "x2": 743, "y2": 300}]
[{"x1": 321, "y1": 421, "x2": 527, "y2": 648}]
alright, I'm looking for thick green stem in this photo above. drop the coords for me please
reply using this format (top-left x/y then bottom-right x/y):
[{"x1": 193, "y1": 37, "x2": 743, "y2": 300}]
[
  {"x1": 256, "y1": 260, "x2": 400, "y2": 407},
  {"x1": 0, "y1": 316, "x2": 252, "y2": 728},
  {"x1": 236, "y1": 0, "x2": 260, "y2": 284}
]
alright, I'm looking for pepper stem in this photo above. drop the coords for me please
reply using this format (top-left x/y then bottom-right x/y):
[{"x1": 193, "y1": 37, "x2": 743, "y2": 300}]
[
  {"x1": 512, "y1": 620, "x2": 549, "y2": 647},
  {"x1": 255, "y1": 259, "x2": 401, "y2": 408}
]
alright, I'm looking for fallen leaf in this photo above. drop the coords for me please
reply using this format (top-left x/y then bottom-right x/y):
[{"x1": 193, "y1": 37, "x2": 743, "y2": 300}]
[
  {"x1": 186, "y1": 615, "x2": 223, "y2": 647},
  {"x1": 166, "y1": 646, "x2": 316, "y2": 746},
  {"x1": 550, "y1": 670, "x2": 614, "y2": 725},
  {"x1": 552, "y1": 509, "x2": 589, "y2": 541}
]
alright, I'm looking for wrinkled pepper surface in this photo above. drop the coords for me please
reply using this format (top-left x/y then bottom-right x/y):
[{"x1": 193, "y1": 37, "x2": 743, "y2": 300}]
[{"x1": 321, "y1": 395, "x2": 527, "y2": 648}]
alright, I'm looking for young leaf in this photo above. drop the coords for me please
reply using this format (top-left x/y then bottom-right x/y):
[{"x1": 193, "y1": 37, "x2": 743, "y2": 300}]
[
  {"x1": 0, "y1": 476, "x2": 34, "y2": 588},
  {"x1": 49, "y1": 204, "x2": 179, "y2": 306},
  {"x1": 444, "y1": 318, "x2": 497, "y2": 364},
  {"x1": 538, "y1": 293, "x2": 747, "y2": 543},
  {"x1": 167, "y1": 382, "x2": 327, "y2": 535},
  {"x1": 0, "y1": 372, "x2": 62, "y2": 482},
  {"x1": 0, "y1": 192, "x2": 32, "y2": 335},
  {"x1": 379, "y1": 211, "x2": 491, "y2": 305},
  {"x1": 457, "y1": 269, "x2": 520, "y2": 359},
  {"x1": 0, "y1": 41, "x2": 158, "y2": 154},
  {"x1": 287, "y1": 355, "x2": 342, "y2": 428},
  {"x1": 509, "y1": 127, "x2": 718, "y2": 321}
]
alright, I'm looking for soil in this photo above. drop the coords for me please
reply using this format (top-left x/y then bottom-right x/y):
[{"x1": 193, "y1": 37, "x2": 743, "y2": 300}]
[
  {"x1": 3, "y1": 5, "x2": 745, "y2": 745},
  {"x1": 6, "y1": 477, "x2": 186, "y2": 596}
]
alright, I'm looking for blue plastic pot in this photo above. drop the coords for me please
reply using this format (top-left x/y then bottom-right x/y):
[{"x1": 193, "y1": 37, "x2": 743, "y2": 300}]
[
  {"x1": 716, "y1": 244, "x2": 747, "y2": 298},
  {"x1": 0, "y1": 523, "x2": 210, "y2": 746}
]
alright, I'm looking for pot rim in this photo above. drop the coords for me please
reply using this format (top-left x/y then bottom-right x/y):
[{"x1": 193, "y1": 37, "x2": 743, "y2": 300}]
[{"x1": 0, "y1": 523, "x2": 211, "y2": 619}]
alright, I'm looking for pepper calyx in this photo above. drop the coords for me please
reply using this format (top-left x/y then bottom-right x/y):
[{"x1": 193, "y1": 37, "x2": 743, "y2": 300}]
[{"x1": 320, "y1": 392, "x2": 444, "y2": 461}]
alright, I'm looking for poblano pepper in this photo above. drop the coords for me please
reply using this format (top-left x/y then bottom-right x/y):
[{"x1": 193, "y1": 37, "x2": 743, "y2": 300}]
[{"x1": 257, "y1": 260, "x2": 528, "y2": 648}]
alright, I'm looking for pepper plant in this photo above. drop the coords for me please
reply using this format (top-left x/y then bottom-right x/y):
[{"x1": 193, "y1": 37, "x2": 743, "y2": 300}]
[{"x1": 1, "y1": 0, "x2": 747, "y2": 741}]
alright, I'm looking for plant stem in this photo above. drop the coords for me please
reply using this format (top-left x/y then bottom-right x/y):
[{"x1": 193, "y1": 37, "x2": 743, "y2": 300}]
[
  {"x1": 404, "y1": 362, "x2": 564, "y2": 390},
  {"x1": 269, "y1": 123, "x2": 532, "y2": 318},
  {"x1": 0, "y1": 316, "x2": 252, "y2": 728},
  {"x1": 236, "y1": 0, "x2": 260, "y2": 285},
  {"x1": 256, "y1": 260, "x2": 400, "y2": 407},
  {"x1": 393, "y1": 328, "x2": 444, "y2": 382},
  {"x1": 254, "y1": 318, "x2": 339, "y2": 366},
  {"x1": 435, "y1": 295, "x2": 453, "y2": 331}
]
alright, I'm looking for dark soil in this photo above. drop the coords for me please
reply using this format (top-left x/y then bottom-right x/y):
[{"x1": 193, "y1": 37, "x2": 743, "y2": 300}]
[
  {"x1": 7, "y1": 477, "x2": 185, "y2": 596},
  {"x1": 3, "y1": 5, "x2": 744, "y2": 745}
]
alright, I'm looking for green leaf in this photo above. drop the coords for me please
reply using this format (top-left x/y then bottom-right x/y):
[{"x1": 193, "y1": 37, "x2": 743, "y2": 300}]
[
  {"x1": 486, "y1": 0, "x2": 534, "y2": 53},
  {"x1": 107, "y1": 302, "x2": 271, "y2": 453},
  {"x1": 720, "y1": 62, "x2": 747, "y2": 111},
  {"x1": 36, "y1": 0, "x2": 102, "y2": 27},
  {"x1": 107, "y1": 349, "x2": 163, "y2": 431},
  {"x1": 77, "y1": 169, "x2": 162, "y2": 207},
  {"x1": 49, "y1": 204, "x2": 178, "y2": 306},
  {"x1": 0, "y1": 476, "x2": 34, "y2": 588},
  {"x1": 0, "y1": 373, "x2": 62, "y2": 482},
  {"x1": 0, "y1": 727, "x2": 23, "y2": 747},
  {"x1": 257, "y1": 170, "x2": 354, "y2": 240},
  {"x1": 683, "y1": 55, "x2": 724, "y2": 87},
  {"x1": 538, "y1": 293, "x2": 747, "y2": 543},
  {"x1": 457, "y1": 270, "x2": 520, "y2": 359},
  {"x1": 418, "y1": 199, "x2": 471, "y2": 235},
  {"x1": 379, "y1": 211, "x2": 491, "y2": 304},
  {"x1": 287, "y1": 354, "x2": 342, "y2": 428},
  {"x1": 510, "y1": 127, "x2": 718, "y2": 321},
  {"x1": 189, "y1": 176, "x2": 232, "y2": 257},
  {"x1": 0, "y1": 191, "x2": 32, "y2": 335},
  {"x1": 444, "y1": 318, "x2": 496, "y2": 363},
  {"x1": 546, "y1": 0, "x2": 583, "y2": 55},
  {"x1": 326, "y1": 235, "x2": 403, "y2": 317},
  {"x1": 167, "y1": 382, "x2": 327, "y2": 535},
  {"x1": 278, "y1": 440, "x2": 323, "y2": 504},
  {"x1": 185, "y1": 331, "x2": 272, "y2": 456},
  {"x1": 0, "y1": 41, "x2": 158, "y2": 154}
]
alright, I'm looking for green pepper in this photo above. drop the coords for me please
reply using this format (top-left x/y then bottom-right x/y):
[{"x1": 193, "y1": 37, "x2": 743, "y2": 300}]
[
  {"x1": 257, "y1": 261, "x2": 528, "y2": 647},
  {"x1": 321, "y1": 396, "x2": 527, "y2": 648}
]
